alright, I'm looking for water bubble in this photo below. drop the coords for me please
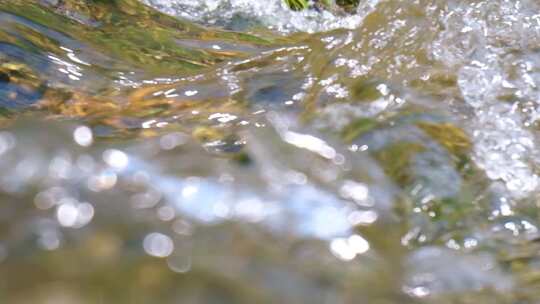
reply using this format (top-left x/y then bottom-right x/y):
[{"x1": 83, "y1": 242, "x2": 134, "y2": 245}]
[
  {"x1": 159, "y1": 132, "x2": 187, "y2": 150},
  {"x1": 103, "y1": 149, "x2": 129, "y2": 170},
  {"x1": 167, "y1": 254, "x2": 192, "y2": 273},
  {"x1": 157, "y1": 206, "x2": 176, "y2": 221},
  {"x1": 463, "y1": 238, "x2": 478, "y2": 249},
  {"x1": 339, "y1": 180, "x2": 370, "y2": 206},
  {"x1": 282, "y1": 131, "x2": 336, "y2": 159},
  {"x1": 38, "y1": 230, "x2": 61, "y2": 251},
  {"x1": 131, "y1": 190, "x2": 162, "y2": 209},
  {"x1": 347, "y1": 210, "x2": 378, "y2": 226},
  {"x1": 172, "y1": 219, "x2": 193, "y2": 236},
  {"x1": 330, "y1": 238, "x2": 356, "y2": 261},
  {"x1": 184, "y1": 90, "x2": 198, "y2": 96},
  {"x1": 76, "y1": 154, "x2": 95, "y2": 173},
  {"x1": 76, "y1": 202, "x2": 95, "y2": 227},
  {"x1": 143, "y1": 232, "x2": 174, "y2": 258},
  {"x1": 405, "y1": 247, "x2": 512, "y2": 297},
  {"x1": 73, "y1": 126, "x2": 93, "y2": 147},
  {"x1": 49, "y1": 154, "x2": 73, "y2": 179},
  {"x1": 347, "y1": 234, "x2": 370, "y2": 254},
  {"x1": 181, "y1": 184, "x2": 198, "y2": 198},
  {"x1": 403, "y1": 286, "x2": 430, "y2": 298},
  {"x1": 56, "y1": 200, "x2": 94, "y2": 228},
  {"x1": 87, "y1": 170, "x2": 117, "y2": 191},
  {"x1": 57, "y1": 203, "x2": 79, "y2": 227},
  {"x1": 34, "y1": 187, "x2": 69, "y2": 210},
  {"x1": 330, "y1": 234, "x2": 370, "y2": 261}
]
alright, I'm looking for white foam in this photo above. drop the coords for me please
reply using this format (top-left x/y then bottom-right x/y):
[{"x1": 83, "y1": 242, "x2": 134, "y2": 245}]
[
  {"x1": 432, "y1": 0, "x2": 540, "y2": 198},
  {"x1": 142, "y1": 0, "x2": 378, "y2": 33}
]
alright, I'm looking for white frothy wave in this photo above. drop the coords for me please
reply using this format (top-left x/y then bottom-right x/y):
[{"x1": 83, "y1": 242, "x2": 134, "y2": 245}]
[
  {"x1": 432, "y1": 0, "x2": 540, "y2": 198},
  {"x1": 142, "y1": 0, "x2": 377, "y2": 33}
]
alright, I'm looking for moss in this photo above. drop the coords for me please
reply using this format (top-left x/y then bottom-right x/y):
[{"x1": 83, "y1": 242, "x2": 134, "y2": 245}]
[
  {"x1": 0, "y1": 62, "x2": 42, "y2": 89},
  {"x1": 233, "y1": 152, "x2": 253, "y2": 166},
  {"x1": 0, "y1": 107, "x2": 14, "y2": 118},
  {"x1": 341, "y1": 117, "x2": 377, "y2": 142},
  {"x1": 0, "y1": 0, "x2": 280, "y2": 76},
  {"x1": 372, "y1": 142, "x2": 426, "y2": 186},
  {"x1": 416, "y1": 122, "x2": 471, "y2": 158},
  {"x1": 350, "y1": 79, "x2": 384, "y2": 102},
  {"x1": 283, "y1": 0, "x2": 358, "y2": 12},
  {"x1": 192, "y1": 126, "x2": 225, "y2": 143},
  {"x1": 335, "y1": 0, "x2": 360, "y2": 13},
  {"x1": 284, "y1": 0, "x2": 309, "y2": 11}
]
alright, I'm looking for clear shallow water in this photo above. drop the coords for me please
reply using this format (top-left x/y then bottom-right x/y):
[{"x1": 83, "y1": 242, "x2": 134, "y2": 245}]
[{"x1": 1, "y1": 0, "x2": 540, "y2": 303}]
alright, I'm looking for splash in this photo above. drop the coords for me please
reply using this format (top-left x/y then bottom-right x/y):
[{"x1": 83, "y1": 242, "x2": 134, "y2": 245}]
[
  {"x1": 142, "y1": 0, "x2": 379, "y2": 33},
  {"x1": 432, "y1": 0, "x2": 540, "y2": 198}
]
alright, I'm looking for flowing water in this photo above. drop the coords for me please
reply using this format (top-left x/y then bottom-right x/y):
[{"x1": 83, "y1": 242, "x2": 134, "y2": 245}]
[{"x1": 1, "y1": 0, "x2": 540, "y2": 303}]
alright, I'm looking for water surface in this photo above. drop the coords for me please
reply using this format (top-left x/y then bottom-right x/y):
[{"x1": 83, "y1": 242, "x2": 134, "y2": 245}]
[{"x1": 1, "y1": 0, "x2": 540, "y2": 303}]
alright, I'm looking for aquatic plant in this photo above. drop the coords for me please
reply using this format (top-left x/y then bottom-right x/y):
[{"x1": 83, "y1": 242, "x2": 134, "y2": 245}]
[
  {"x1": 284, "y1": 0, "x2": 309, "y2": 11},
  {"x1": 283, "y1": 0, "x2": 359, "y2": 12}
]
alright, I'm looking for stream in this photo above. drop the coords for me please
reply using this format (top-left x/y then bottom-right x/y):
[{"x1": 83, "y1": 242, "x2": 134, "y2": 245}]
[{"x1": 1, "y1": 0, "x2": 540, "y2": 303}]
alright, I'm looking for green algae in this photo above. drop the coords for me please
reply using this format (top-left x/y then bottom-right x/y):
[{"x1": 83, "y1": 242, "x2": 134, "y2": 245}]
[
  {"x1": 416, "y1": 122, "x2": 471, "y2": 158},
  {"x1": 0, "y1": 0, "x2": 281, "y2": 76},
  {"x1": 350, "y1": 79, "x2": 384, "y2": 102},
  {"x1": 340, "y1": 117, "x2": 378, "y2": 142},
  {"x1": 373, "y1": 142, "x2": 426, "y2": 186},
  {"x1": 284, "y1": 0, "x2": 309, "y2": 11}
]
